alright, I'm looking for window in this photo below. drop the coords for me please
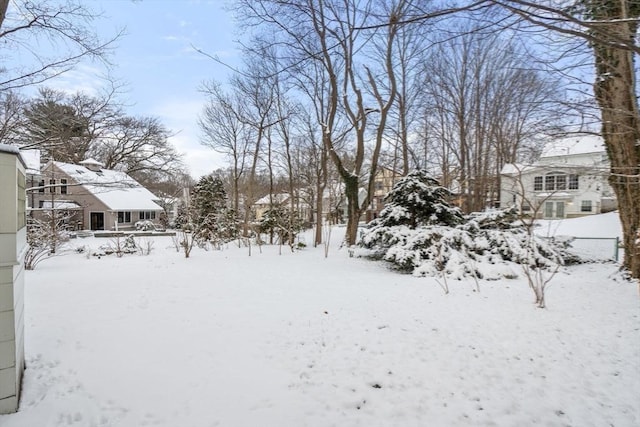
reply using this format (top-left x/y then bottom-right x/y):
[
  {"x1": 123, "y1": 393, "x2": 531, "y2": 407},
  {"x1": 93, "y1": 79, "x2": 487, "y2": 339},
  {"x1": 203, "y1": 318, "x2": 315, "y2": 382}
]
[
  {"x1": 581, "y1": 200, "x2": 592, "y2": 212},
  {"x1": 375, "y1": 180, "x2": 383, "y2": 191},
  {"x1": 60, "y1": 179, "x2": 68, "y2": 194},
  {"x1": 535, "y1": 173, "x2": 577, "y2": 192},
  {"x1": 139, "y1": 211, "x2": 157, "y2": 220},
  {"x1": 533, "y1": 176, "x2": 543, "y2": 191},
  {"x1": 569, "y1": 174, "x2": 579, "y2": 190},
  {"x1": 49, "y1": 179, "x2": 56, "y2": 193},
  {"x1": 117, "y1": 211, "x2": 131, "y2": 223},
  {"x1": 38, "y1": 180, "x2": 45, "y2": 193},
  {"x1": 545, "y1": 175, "x2": 555, "y2": 191}
]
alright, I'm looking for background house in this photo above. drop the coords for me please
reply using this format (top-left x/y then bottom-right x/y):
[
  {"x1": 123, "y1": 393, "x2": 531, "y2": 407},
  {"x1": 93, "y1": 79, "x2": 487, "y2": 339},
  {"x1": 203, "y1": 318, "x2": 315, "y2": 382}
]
[
  {"x1": 32, "y1": 158, "x2": 164, "y2": 231},
  {"x1": 500, "y1": 135, "x2": 616, "y2": 219},
  {"x1": 254, "y1": 193, "x2": 292, "y2": 221},
  {"x1": 365, "y1": 166, "x2": 402, "y2": 222}
]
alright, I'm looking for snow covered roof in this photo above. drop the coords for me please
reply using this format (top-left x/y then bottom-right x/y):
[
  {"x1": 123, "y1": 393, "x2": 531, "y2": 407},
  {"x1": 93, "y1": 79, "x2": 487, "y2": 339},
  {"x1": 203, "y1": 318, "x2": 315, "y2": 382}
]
[
  {"x1": 18, "y1": 149, "x2": 41, "y2": 174},
  {"x1": 500, "y1": 163, "x2": 536, "y2": 175},
  {"x1": 541, "y1": 135, "x2": 605, "y2": 158},
  {"x1": 53, "y1": 161, "x2": 163, "y2": 211},
  {"x1": 0, "y1": 143, "x2": 20, "y2": 155},
  {"x1": 40, "y1": 200, "x2": 82, "y2": 210},
  {"x1": 255, "y1": 193, "x2": 290, "y2": 205}
]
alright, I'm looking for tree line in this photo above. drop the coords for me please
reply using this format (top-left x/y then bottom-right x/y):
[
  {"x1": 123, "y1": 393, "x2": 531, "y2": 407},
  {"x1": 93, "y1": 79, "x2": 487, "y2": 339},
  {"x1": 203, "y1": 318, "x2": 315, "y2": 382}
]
[
  {"x1": 197, "y1": 0, "x2": 638, "y2": 278},
  {"x1": 1, "y1": 0, "x2": 637, "y2": 278}
]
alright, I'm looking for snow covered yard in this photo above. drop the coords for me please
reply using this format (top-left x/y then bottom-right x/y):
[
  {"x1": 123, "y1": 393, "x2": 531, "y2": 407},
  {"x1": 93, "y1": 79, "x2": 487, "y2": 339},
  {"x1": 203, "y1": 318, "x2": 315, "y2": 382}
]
[{"x1": 1, "y1": 228, "x2": 639, "y2": 427}]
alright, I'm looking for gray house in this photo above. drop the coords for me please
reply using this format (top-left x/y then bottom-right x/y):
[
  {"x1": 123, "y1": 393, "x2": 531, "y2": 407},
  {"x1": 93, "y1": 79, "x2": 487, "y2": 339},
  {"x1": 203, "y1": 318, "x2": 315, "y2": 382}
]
[{"x1": 32, "y1": 159, "x2": 164, "y2": 231}]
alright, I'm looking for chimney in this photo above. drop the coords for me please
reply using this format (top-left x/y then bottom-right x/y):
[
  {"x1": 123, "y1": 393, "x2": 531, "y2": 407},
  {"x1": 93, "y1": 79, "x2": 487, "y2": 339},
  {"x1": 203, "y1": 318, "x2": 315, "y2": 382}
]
[{"x1": 79, "y1": 158, "x2": 104, "y2": 172}]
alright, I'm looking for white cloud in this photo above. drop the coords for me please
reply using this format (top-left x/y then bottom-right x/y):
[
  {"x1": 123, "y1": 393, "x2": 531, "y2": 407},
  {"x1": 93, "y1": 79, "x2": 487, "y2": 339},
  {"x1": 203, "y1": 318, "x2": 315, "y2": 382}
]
[
  {"x1": 39, "y1": 64, "x2": 110, "y2": 96},
  {"x1": 153, "y1": 98, "x2": 226, "y2": 179}
]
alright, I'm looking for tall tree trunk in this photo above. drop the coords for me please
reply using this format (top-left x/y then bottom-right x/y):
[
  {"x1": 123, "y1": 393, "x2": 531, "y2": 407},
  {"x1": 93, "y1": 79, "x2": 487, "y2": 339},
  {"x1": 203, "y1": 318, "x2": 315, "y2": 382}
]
[
  {"x1": 591, "y1": 1, "x2": 640, "y2": 278},
  {"x1": 344, "y1": 174, "x2": 361, "y2": 246},
  {"x1": 314, "y1": 146, "x2": 327, "y2": 246},
  {"x1": 0, "y1": 0, "x2": 9, "y2": 30}
]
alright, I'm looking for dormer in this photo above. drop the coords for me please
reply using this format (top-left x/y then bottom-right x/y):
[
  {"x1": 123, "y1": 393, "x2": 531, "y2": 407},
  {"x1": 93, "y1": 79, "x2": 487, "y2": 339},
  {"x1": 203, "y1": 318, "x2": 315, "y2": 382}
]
[{"x1": 79, "y1": 158, "x2": 104, "y2": 172}]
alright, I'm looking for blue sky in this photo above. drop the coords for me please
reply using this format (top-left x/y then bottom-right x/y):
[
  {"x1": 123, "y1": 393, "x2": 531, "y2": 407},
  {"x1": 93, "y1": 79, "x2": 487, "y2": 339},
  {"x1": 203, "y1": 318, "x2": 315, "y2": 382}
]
[{"x1": 51, "y1": 0, "x2": 242, "y2": 179}]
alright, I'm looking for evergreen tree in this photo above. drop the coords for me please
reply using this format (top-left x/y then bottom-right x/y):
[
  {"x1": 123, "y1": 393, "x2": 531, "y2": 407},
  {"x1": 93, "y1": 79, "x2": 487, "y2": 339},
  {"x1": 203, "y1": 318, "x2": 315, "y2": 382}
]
[
  {"x1": 374, "y1": 170, "x2": 464, "y2": 228},
  {"x1": 258, "y1": 205, "x2": 303, "y2": 245},
  {"x1": 190, "y1": 175, "x2": 239, "y2": 245}
]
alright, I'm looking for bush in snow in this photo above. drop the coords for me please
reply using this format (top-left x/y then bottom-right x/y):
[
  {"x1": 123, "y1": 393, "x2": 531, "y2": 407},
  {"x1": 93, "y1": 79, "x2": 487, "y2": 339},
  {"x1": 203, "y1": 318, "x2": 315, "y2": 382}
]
[
  {"x1": 360, "y1": 171, "x2": 571, "y2": 281},
  {"x1": 258, "y1": 204, "x2": 303, "y2": 246},
  {"x1": 24, "y1": 211, "x2": 72, "y2": 270},
  {"x1": 99, "y1": 234, "x2": 138, "y2": 257},
  {"x1": 135, "y1": 220, "x2": 156, "y2": 231}
]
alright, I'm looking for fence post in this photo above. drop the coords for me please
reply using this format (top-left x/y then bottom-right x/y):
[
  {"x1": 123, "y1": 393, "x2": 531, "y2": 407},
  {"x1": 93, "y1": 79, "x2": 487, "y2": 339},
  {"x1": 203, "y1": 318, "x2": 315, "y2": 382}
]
[{"x1": 614, "y1": 237, "x2": 619, "y2": 262}]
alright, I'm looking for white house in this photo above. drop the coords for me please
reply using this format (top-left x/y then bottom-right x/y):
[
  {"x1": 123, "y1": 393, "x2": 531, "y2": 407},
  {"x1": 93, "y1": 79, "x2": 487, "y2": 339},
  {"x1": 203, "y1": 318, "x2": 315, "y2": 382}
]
[{"x1": 500, "y1": 135, "x2": 617, "y2": 219}]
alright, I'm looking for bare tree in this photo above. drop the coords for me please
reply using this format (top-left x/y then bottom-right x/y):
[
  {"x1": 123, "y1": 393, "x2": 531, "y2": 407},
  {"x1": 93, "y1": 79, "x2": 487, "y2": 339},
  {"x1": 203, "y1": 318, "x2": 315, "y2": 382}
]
[
  {"x1": 0, "y1": 90, "x2": 25, "y2": 145},
  {"x1": 236, "y1": 0, "x2": 416, "y2": 245},
  {"x1": 0, "y1": 0, "x2": 120, "y2": 91},
  {"x1": 199, "y1": 81, "x2": 252, "y2": 215},
  {"x1": 94, "y1": 115, "x2": 184, "y2": 184},
  {"x1": 421, "y1": 21, "x2": 563, "y2": 212},
  {"x1": 226, "y1": 54, "x2": 283, "y2": 236},
  {"x1": 385, "y1": 4, "x2": 432, "y2": 176}
]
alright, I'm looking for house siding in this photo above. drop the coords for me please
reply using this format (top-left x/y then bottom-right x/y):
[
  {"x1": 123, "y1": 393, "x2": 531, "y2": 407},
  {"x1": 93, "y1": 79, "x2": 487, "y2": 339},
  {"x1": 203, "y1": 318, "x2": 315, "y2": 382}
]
[
  {"x1": 500, "y1": 149, "x2": 616, "y2": 219},
  {"x1": 32, "y1": 163, "x2": 163, "y2": 231},
  {"x1": 0, "y1": 146, "x2": 26, "y2": 414}
]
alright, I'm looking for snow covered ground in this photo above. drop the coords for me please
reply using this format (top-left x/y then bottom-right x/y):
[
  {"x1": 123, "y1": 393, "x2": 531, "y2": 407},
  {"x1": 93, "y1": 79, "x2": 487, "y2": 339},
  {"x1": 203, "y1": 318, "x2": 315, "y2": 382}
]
[
  {"x1": 537, "y1": 211, "x2": 624, "y2": 262},
  {"x1": 1, "y1": 215, "x2": 638, "y2": 427}
]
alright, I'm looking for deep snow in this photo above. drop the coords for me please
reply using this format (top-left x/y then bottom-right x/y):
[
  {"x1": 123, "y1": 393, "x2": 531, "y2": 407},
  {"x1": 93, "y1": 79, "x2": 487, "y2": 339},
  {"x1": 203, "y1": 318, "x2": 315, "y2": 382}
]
[{"x1": 0, "y1": 217, "x2": 638, "y2": 427}]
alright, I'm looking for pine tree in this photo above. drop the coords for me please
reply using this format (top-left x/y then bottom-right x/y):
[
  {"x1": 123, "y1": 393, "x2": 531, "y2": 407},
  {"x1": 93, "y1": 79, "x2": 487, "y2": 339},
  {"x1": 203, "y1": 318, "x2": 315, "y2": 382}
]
[
  {"x1": 258, "y1": 205, "x2": 303, "y2": 245},
  {"x1": 190, "y1": 175, "x2": 238, "y2": 245},
  {"x1": 375, "y1": 170, "x2": 464, "y2": 228}
]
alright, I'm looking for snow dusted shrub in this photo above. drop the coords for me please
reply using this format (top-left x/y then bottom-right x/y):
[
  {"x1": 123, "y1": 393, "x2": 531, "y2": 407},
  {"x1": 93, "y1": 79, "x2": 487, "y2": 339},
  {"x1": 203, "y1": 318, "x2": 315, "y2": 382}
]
[
  {"x1": 100, "y1": 234, "x2": 138, "y2": 258},
  {"x1": 136, "y1": 237, "x2": 154, "y2": 256},
  {"x1": 360, "y1": 172, "x2": 568, "y2": 281},
  {"x1": 135, "y1": 220, "x2": 156, "y2": 231},
  {"x1": 24, "y1": 212, "x2": 72, "y2": 270}
]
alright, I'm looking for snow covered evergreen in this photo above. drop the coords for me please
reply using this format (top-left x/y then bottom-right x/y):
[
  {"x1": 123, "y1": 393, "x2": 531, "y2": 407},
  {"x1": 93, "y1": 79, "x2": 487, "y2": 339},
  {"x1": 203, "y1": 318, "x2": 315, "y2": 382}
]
[
  {"x1": 189, "y1": 175, "x2": 239, "y2": 246},
  {"x1": 360, "y1": 171, "x2": 572, "y2": 280}
]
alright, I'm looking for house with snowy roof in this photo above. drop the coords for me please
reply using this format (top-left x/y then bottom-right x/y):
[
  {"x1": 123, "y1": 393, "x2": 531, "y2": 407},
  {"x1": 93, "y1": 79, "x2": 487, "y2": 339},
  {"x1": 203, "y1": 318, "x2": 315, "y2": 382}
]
[
  {"x1": 32, "y1": 158, "x2": 164, "y2": 231},
  {"x1": 500, "y1": 135, "x2": 617, "y2": 219}
]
